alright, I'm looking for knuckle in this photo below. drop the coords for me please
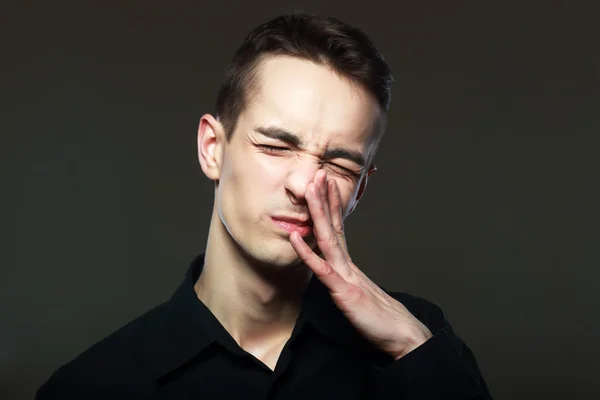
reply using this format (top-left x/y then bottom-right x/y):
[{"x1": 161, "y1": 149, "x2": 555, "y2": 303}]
[
  {"x1": 317, "y1": 233, "x2": 338, "y2": 248},
  {"x1": 320, "y1": 261, "x2": 334, "y2": 275},
  {"x1": 346, "y1": 284, "x2": 364, "y2": 301},
  {"x1": 327, "y1": 234, "x2": 338, "y2": 246}
]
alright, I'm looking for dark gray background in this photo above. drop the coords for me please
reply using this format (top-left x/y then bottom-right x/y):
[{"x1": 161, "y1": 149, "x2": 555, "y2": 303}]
[{"x1": 2, "y1": 1, "x2": 599, "y2": 399}]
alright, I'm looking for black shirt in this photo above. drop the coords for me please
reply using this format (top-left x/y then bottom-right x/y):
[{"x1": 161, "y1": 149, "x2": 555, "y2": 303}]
[{"x1": 36, "y1": 254, "x2": 492, "y2": 399}]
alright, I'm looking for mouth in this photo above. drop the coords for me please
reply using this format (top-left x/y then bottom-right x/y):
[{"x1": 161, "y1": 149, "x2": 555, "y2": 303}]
[{"x1": 271, "y1": 217, "x2": 313, "y2": 237}]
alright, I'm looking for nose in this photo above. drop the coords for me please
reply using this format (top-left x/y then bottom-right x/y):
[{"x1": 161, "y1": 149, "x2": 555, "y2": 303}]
[{"x1": 284, "y1": 157, "x2": 323, "y2": 205}]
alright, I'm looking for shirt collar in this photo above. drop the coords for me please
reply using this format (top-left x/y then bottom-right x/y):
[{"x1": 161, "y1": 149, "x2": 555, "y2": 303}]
[
  {"x1": 143, "y1": 254, "x2": 225, "y2": 380},
  {"x1": 144, "y1": 253, "x2": 372, "y2": 380}
]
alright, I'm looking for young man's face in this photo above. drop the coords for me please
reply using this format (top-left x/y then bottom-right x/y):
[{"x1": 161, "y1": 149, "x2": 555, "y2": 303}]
[{"x1": 201, "y1": 55, "x2": 380, "y2": 268}]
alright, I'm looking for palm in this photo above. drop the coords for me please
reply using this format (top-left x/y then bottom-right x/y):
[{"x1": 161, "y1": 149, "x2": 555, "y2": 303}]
[{"x1": 289, "y1": 170, "x2": 432, "y2": 360}]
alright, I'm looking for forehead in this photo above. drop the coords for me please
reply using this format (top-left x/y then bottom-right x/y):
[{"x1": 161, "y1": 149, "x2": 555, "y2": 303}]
[{"x1": 241, "y1": 56, "x2": 380, "y2": 148}]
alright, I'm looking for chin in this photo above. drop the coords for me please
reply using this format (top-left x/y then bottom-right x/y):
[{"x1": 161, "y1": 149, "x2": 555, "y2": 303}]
[
  {"x1": 223, "y1": 217, "x2": 314, "y2": 270},
  {"x1": 243, "y1": 241, "x2": 305, "y2": 270},
  {"x1": 260, "y1": 234, "x2": 318, "y2": 268},
  {"x1": 262, "y1": 247, "x2": 303, "y2": 268}
]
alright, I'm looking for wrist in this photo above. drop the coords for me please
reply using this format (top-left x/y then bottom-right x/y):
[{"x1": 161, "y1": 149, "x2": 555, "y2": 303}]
[{"x1": 392, "y1": 326, "x2": 433, "y2": 361}]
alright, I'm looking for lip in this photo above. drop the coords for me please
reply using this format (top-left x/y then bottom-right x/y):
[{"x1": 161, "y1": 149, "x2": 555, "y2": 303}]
[
  {"x1": 272, "y1": 215, "x2": 312, "y2": 225},
  {"x1": 271, "y1": 217, "x2": 313, "y2": 237}
]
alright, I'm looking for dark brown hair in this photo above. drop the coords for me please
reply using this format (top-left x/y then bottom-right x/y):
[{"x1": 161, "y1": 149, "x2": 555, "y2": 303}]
[{"x1": 214, "y1": 13, "x2": 393, "y2": 160}]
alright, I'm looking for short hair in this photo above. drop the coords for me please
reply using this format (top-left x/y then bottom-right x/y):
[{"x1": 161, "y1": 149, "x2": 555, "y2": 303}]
[{"x1": 214, "y1": 13, "x2": 393, "y2": 163}]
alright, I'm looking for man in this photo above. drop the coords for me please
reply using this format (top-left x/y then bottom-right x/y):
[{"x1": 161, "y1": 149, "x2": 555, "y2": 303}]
[{"x1": 37, "y1": 13, "x2": 492, "y2": 399}]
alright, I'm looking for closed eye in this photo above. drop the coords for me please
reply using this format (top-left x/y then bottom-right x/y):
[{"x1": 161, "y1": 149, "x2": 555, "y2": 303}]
[
  {"x1": 259, "y1": 145, "x2": 290, "y2": 152},
  {"x1": 328, "y1": 162, "x2": 359, "y2": 176},
  {"x1": 260, "y1": 145, "x2": 360, "y2": 178}
]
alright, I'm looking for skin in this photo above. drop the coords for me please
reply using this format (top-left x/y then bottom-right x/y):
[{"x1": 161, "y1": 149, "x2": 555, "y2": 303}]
[{"x1": 195, "y1": 55, "x2": 431, "y2": 370}]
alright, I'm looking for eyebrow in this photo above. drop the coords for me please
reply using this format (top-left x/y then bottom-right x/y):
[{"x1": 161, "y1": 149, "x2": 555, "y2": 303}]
[{"x1": 254, "y1": 126, "x2": 366, "y2": 169}]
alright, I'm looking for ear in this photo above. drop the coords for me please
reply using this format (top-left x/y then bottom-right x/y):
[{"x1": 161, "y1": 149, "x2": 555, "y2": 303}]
[
  {"x1": 347, "y1": 164, "x2": 377, "y2": 215},
  {"x1": 197, "y1": 114, "x2": 225, "y2": 181}
]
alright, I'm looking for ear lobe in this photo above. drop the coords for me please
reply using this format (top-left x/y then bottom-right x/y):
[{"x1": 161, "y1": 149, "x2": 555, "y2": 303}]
[
  {"x1": 197, "y1": 114, "x2": 224, "y2": 181},
  {"x1": 356, "y1": 164, "x2": 376, "y2": 201},
  {"x1": 367, "y1": 164, "x2": 377, "y2": 178},
  {"x1": 348, "y1": 164, "x2": 377, "y2": 215}
]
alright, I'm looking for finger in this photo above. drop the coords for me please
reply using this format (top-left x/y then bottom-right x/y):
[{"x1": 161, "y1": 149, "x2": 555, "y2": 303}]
[
  {"x1": 315, "y1": 170, "x2": 331, "y2": 222},
  {"x1": 328, "y1": 179, "x2": 350, "y2": 259},
  {"x1": 290, "y1": 231, "x2": 351, "y2": 295},
  {"x1": 306, "y1": 181, "x2": 351, "y2": 275}
]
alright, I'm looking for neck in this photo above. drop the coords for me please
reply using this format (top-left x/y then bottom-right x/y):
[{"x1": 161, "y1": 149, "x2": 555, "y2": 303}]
[{"x1": 195, "y1": 208, "x2": 312, "y2": 349}]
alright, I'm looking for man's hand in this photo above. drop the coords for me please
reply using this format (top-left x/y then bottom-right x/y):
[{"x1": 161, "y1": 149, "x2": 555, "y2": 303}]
[{"x1": 289, "y1": 170, "x2": 433, "y2": 360}]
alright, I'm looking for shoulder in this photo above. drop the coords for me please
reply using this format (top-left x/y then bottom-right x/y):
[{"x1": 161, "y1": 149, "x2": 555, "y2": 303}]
[
  {"x1": 36, "y1": 302, "x2": 169, "y2": 398},
  {"x1": 375, "y1": 290, "x2": 492, "y2": 398}
]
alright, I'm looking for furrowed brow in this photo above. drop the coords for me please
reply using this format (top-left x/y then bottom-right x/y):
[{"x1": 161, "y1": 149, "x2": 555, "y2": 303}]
[
  {"x1": 254, "y1": 125, "x2": 366, "y2": 168},
  {"x1": 323, "y1": 148, "x2": 366, "y2": 169},
  {"x1": 254, "y1": 126, "x2": 303, "y2": 147}
]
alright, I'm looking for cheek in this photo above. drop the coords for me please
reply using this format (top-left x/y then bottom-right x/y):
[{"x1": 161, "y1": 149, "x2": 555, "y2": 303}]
[
  {"x1": 255, "y1": 155, "x2": 289, "y2": 183},
  {"x1": 222, "y1": 154, "x2": 283, "y2": 201},
  {"x1": 332, "y1": 180, "x2": 358, "y2": 213},
  {"x1": 338, "y1": 187, "x2": 353, "y2": 209}
]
